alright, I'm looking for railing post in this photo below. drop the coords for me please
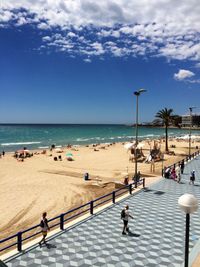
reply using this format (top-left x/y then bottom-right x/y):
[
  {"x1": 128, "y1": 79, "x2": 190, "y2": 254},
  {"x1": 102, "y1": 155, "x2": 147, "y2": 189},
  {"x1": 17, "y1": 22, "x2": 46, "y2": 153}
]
[
  {"x1": 112, "y1": 191, "x2": 115, "y2": 204},
  {"x1": 90, "y1": 201, "x2": 94, "y2": 215},
  {"x1": 60, "y1": 213, "x2": 64, "y2": 230},
  {"x1": 17, "y1": 232, "x2": 22, "y2": 252},
  {"x1": 143, "y1": 178, "x2": 145, "y2": 188},
  {"x1": 129, "y1": 184, "x2": 132, "y2": 194}
]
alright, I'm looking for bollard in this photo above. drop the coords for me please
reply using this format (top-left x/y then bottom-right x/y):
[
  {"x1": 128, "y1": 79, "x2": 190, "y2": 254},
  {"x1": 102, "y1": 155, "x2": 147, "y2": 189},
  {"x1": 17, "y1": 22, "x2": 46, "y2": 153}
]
[
  {"x1": 17, "y1": 232, "x2": 22, "y2": 252},
  {"x1": 90, "y1": 201, "x2": 94, "y2": 215},
  {"x1": 112, "y1": 191, "x2": 115, "y2": 204},
  {"x1": 60, "y1": 213, "x2": 64, "y2": 230}
]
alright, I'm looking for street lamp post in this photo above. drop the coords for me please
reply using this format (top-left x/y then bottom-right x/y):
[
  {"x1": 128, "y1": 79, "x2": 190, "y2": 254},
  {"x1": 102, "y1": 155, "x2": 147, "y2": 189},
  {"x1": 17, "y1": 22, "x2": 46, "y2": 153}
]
[
  {"x1": 189, "y1": 107, "x2": 192, "y2": 158},
  {"x1": 188, "y1": 107, "x2": 196, "y2": 158},
  {"x1": 178, "y1": 194, "x2": 198, "y2": 267},
  {"x1": 134, "y1": 89, "x2": 146, "y2": 187},
  {"x1": 161, "y1": 153, "x2": 164, "y2": 176}
]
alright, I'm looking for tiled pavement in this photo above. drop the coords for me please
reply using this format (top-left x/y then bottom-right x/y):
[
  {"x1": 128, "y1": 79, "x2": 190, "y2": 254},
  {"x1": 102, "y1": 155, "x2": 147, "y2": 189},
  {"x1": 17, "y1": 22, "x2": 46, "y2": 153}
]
[{"x1": 5, "y1": 157, "x2": 200, "y2": 267}]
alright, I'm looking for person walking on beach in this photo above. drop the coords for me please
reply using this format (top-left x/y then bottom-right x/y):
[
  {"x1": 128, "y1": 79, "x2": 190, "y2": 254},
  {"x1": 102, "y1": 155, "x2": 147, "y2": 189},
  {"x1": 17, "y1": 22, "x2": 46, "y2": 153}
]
[
  {"x1": 189, "y1": 170, "x2": 195, "y2": 185},
  {"x1": 121, "y1": 205, "x2": 133, "y2": 235},
  {"x1": 39, "y1": 212, "x2": 50, "y2": 247}
]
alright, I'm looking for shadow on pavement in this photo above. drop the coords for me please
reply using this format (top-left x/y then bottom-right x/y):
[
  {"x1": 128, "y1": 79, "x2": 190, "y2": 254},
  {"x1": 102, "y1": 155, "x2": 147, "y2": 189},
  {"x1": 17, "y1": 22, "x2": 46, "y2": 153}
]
[
  {"x1": 127, "y1": 231, "x2": 140, "y2": 237},
  {"x1": 46, "y1": 243, "x2": 57, "y2": 249}
]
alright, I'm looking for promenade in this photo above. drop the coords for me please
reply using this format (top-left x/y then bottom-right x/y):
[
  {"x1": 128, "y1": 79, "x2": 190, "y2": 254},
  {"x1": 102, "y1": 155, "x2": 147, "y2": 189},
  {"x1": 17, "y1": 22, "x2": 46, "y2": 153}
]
[{"x1": 5, "y1": 157, "x2": 200, "y2": 267}]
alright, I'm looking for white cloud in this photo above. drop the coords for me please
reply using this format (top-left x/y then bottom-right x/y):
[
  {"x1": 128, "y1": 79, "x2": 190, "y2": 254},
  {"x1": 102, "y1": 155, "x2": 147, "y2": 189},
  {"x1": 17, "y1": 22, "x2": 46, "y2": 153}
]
[
  {"x1": 38, "y1": 22, "x2": 50, "y2": 30},
  {"x1": 2, "y1": 1, "x2": 200, "y2": 31},
  {"x1": 67, "y1": 32, "x2": 77, "y2": 38},
  {"x1": 16, "y1": 16, "x2": 27, "y2": 26},
  {"x1": 0, "y1": 9, "x2": 15, "y2": 22},
  {"x1": 42, "y1": 36, "x2": 51, "y2": 42},
  {"x1": 84, "y1": 58, "x2": 92, "y2": 63},
  {"x1": 174, "y1": 69, "x2": 195, "y2": 80},
  {"x1": 187, "y1": 79, "x2": 200, "y2": 84},
  {"x1": 1, "y1": 1, "x2": 200, "y2": 61}
]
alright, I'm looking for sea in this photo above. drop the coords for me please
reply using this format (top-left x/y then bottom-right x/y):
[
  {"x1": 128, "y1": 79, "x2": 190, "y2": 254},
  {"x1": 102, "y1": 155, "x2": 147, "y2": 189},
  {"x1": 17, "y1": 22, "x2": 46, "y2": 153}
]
[{"x1": 0, "y1": 124, "x2": 200, "y2": 152}]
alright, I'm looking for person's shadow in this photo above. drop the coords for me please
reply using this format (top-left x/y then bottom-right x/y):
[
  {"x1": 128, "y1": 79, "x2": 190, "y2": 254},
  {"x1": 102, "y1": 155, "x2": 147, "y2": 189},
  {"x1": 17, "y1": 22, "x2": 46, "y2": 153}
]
[
  {"x1": 127, "y1": 230, "x2": 140, "y2": 237},
  {"x1": 46, "y1": 243, "x2": 57, "y2": 249}
]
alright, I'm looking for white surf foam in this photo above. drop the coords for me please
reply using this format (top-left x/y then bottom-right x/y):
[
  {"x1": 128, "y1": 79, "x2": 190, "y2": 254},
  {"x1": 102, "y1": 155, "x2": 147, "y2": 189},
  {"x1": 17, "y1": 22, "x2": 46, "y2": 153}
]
[{"x1": 1, "y1": 141, "x2": 41, "y2": 146}]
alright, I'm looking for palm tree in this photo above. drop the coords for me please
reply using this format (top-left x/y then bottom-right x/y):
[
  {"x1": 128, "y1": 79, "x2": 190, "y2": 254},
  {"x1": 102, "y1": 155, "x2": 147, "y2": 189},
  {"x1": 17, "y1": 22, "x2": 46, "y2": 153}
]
[{"x1": 156, "y1": 108, "x2": 174, "y2": 152}]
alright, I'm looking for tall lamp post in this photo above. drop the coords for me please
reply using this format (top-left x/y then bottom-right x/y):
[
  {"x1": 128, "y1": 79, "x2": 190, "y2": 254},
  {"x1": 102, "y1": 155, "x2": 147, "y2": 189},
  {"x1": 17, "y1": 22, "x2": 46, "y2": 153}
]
[
  {"x1": 134, "y1": 89, "x2": 147, "y2": 186},
  {"x1": 189, "y1": 107, "x2": 192, "y2": 158},
  {"x1": 178, "y1": 194, "x2": 198, "y2": 267},
  {"x1": 189, "y1": 107, "x2": 196, "y2": 158}
]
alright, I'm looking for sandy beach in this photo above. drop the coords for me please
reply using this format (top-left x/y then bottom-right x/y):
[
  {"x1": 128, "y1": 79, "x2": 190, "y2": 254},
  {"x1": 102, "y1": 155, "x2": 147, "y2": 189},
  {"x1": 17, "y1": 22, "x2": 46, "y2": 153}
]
[{"x1": 0, "y1": 138, "x2": 199, "y2": 240}]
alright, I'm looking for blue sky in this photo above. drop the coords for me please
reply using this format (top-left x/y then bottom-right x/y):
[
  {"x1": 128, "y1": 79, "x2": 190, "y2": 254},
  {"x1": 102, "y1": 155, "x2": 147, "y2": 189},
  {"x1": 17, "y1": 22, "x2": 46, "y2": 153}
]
[{"x1": 0, "y1": 1, "x2": 200, "y2": 124}]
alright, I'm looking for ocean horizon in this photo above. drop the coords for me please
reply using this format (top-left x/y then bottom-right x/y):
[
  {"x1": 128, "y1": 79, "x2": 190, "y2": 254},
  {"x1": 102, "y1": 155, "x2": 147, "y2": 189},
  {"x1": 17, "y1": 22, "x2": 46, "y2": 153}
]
[{"x1": 1, "y1": 124, "x2": 200, "y2": 152}]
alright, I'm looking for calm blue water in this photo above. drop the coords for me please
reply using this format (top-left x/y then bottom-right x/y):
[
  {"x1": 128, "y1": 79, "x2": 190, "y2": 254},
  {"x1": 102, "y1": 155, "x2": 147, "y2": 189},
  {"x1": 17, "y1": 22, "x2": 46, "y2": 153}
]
[{"x1": 0, "y1": 124, "x2": 200, "y2": 152}]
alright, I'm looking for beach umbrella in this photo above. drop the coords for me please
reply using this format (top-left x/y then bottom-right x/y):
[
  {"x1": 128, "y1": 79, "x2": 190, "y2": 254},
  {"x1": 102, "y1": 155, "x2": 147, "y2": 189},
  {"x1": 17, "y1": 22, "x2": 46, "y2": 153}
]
[
  {"x1": 176, "y1": 135, "x2": 199, "y2": 140},
  {"x1": 66, "y1": 152, "x2": 73, "y2": 161},
  {"x1": 124, "y1": 143, "x2": 135, "y2": 150},
  {"x1": 66, "y1": 152, "x2": 73, "y2": 157}
]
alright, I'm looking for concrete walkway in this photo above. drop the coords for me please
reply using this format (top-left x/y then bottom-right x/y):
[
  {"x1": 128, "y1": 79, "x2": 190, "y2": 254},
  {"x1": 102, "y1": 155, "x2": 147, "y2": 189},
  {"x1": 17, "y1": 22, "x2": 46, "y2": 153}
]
[{"x1": 5, "y1": 157, "x2": 200, "y2": 267}]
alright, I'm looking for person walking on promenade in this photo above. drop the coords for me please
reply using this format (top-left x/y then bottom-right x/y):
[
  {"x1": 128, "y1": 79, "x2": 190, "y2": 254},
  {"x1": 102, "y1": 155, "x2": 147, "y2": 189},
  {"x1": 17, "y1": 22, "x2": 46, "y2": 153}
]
[
  {"x1": 39, "y1": 212, "x2": 50, "y2": 247},
  {"x1": 176, "y1": 166, "x2": 181, "y2": 183},
  {"x1": 180, "y1": 160, "x2": 185, "y2": 174},
  {"x1": 121, "y1": 205, "x2": 133, "y2": 235},
  {"x1": 189, "y1": 170, "x2": 195, "y2": 185}
]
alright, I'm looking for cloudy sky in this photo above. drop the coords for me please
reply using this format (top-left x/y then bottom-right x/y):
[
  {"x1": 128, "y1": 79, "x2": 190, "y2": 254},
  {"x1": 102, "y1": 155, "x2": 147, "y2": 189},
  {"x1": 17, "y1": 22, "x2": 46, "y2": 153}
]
[{"x1": 0, "y1": 0, "x2": 200, "y2": 123}]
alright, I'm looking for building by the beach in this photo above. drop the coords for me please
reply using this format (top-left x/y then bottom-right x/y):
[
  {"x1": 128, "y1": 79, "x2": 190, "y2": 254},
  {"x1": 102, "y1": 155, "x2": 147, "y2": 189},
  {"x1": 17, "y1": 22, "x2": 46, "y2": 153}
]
[{"x1": 182, "y1": 114, "x2": 200, "y2": 127}]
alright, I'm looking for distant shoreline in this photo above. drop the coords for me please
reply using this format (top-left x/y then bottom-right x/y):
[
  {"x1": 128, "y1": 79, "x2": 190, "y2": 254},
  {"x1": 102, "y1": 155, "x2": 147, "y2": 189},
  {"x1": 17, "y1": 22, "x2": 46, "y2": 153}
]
[
  {"x1": 135, "y1": 125, "x2": 200, "y2": 130},
  {"x1": 0, "y1": 123, "x2": 200, "y2": 130}
]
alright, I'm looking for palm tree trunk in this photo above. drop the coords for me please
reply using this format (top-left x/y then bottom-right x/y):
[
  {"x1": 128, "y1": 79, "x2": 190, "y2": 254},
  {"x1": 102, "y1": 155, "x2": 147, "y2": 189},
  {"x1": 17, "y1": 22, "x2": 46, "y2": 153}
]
[{"x1": 165, "y1": 124, "x2": 168, "y2": 151}]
